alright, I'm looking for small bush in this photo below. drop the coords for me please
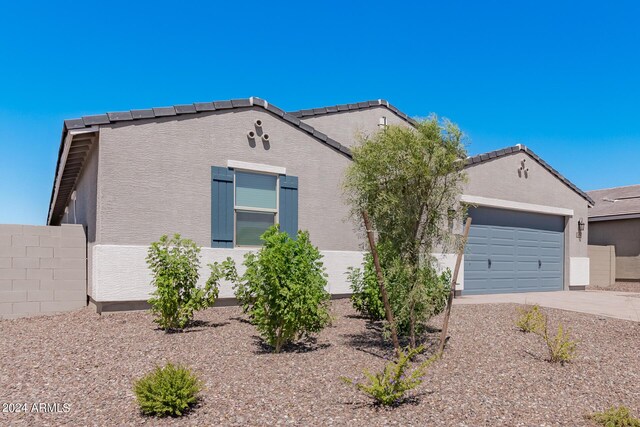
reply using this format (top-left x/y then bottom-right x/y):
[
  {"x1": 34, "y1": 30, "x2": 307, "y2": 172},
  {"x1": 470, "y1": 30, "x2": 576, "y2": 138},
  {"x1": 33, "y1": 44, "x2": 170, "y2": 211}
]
[
  {"x1": 146, "y1": 234, "x2": 221, "y2": 331},
  {"x1": 341, "y1": 346, "x2": 437, "y2": 406},
  {"x1": 347, "y1": 253, "x2": 386, "y2": 321},
  {"x1": 214, "y1": 226, "x2": 330, "y2": 353},
  {"x1": 347, "y1": 251, "x2": 451, "y2": 333},
  {"x1": 134, "y1": 363, "x2": 201, "y2": 417},
  {"x1": 539, "y1": 319, "x2": 577, "y2": 363},
  {"x1": 516, "y1": 304, "x2": 545, "y2": 333},
  {"x1": 589, "y1": 406, "x2": 640, "y2": 427}
]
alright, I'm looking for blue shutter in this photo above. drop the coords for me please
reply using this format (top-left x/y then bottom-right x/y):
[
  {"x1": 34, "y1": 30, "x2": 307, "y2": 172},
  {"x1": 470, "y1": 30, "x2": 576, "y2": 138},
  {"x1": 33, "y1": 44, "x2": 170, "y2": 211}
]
[
  {"x1": 279, "y1": 175, "x2": 299, "y2": 239},
  {"x1": 211, "y1": 167, "x2": 234, "y2": 248}
]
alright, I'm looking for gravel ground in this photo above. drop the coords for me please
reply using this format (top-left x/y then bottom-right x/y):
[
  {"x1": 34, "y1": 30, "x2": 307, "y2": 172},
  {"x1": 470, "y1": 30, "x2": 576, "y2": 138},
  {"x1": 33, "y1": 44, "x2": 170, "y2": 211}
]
[
  {"x1": 1, "y1": 300, "x2": 638, "y2": 426},
  {"x1": 589, "y1": 281, "x2": 640, "y2": 293}
]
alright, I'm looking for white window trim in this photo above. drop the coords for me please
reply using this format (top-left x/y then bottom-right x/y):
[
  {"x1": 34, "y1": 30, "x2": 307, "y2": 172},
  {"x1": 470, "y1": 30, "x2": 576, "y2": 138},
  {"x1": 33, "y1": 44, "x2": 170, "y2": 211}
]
[
  {"x1": 233, "y1": 170, "x2": 280, "y2": 248},
  {"x1": 227, "y1": 160, "x2": 286, "y2": 175},
  {"x1": 460, "y1": 195, "x2": 574, "y2": 217}
]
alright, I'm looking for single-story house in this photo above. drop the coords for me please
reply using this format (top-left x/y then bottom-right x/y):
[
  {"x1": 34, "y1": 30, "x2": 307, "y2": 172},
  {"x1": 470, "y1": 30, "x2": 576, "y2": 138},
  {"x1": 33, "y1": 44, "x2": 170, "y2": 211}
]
[
  {"x1": 587, "y1": 184, "x2": 640, "y2": 282},
  {"x1": 48, "y1": 97, "x2": 593, "y2": 312}
]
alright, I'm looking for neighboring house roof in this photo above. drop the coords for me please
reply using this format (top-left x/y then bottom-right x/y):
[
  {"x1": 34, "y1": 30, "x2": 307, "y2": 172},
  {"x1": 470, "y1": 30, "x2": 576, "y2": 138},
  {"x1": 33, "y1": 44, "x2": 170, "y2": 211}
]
[
  {"x1": 288, "y1": 100, "x2": 419, "y2": 126},
  {"x1": 465, "y1": 144, "x2": 595, "y2": 206},
  {"x1": 586, "y1": 184, "x2": 640, "y2": 221}
]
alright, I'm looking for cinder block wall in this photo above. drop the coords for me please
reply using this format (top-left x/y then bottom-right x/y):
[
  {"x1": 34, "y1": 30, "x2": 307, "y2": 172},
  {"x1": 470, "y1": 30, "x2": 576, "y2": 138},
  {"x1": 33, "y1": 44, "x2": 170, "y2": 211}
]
[{"x1": 0, "y1": 224, "x2": 87, "y2": 319}]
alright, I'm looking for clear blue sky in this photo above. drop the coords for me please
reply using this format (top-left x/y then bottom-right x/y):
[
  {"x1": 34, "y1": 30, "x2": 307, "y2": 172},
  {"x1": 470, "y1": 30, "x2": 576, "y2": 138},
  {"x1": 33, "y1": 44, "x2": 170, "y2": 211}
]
[{"x1": 1, "y1": 1, "x2": 639, "y2": 225}]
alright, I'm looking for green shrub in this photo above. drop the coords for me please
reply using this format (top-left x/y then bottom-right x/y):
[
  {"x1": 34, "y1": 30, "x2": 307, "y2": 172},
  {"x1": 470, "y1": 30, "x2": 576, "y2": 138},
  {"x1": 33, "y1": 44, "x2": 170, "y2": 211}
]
[
  {"x1": 539, "y1": 319, "x2": 577, "y2": 363},
  {"x1": 214, "y1": 226, "x2": 330, "y2": 353},
  {"x1": 133, "y1": 363, "x2": 201, "y2": 417},
  {"x1": 146, "y1": 234, "x2": 221, "y2": 331},
  {"x1": 515, "y1": 304, "x2": 545, "y2": 333},
  {"x1": 347, "y1": 250, "x2": 451, "y2": 337},
  {"x1": 589, "y1": 406, "x2": 640, "y2": 427},
  {"x1": 347, "y1": 253, "x2": 385, "y2": 321},
  {"x1": 342, "y1": 346, "x2": 437, "y2": 406}
]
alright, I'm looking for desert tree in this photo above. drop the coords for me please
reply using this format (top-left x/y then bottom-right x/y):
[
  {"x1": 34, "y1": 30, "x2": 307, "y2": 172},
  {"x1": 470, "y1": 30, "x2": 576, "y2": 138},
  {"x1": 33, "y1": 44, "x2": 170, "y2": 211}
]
[{"x1": 344, "y1": 116, "x2": 468, "y2": 348}]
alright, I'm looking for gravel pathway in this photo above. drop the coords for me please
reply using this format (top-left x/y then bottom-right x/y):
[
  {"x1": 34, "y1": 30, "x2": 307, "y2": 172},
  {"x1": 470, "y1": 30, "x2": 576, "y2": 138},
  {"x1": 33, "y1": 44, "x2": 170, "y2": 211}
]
[{"x1": 0, "y1": 300, "x2": 638, "y2": 426}]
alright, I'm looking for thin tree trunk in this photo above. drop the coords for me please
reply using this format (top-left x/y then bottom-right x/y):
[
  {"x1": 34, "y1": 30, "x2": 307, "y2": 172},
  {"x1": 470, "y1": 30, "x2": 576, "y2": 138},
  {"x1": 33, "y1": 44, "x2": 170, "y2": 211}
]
[
  {"x1": 409, "y1": 303, "x2": 416, "y2": 349},
  {"x1": 438, "y1": 217, "x2": 472, "y2": 357},
  {"x1": 362, "y1": 210, "x2": 400, "y2": 355}
]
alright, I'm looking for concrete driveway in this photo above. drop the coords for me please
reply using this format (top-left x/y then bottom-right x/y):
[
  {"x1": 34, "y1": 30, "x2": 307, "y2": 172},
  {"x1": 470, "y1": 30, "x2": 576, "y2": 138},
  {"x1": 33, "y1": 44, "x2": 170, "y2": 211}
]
[{"x1": 454, "y1": 290, "x2": 640, "y2": 322}]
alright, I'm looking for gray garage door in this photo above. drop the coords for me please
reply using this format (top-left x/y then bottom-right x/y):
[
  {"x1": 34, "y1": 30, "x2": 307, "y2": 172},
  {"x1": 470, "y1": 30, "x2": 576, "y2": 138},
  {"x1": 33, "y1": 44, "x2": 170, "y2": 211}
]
[{"x1": 464, "y1": 207, "x2": 565, "y2": 295}]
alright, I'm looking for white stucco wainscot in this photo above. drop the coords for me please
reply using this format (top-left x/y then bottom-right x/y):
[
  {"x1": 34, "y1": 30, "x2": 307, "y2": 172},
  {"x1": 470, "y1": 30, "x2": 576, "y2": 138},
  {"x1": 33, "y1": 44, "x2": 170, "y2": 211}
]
[{"x1": 91, "y1": 245, "x2": 364, "y2": 302}]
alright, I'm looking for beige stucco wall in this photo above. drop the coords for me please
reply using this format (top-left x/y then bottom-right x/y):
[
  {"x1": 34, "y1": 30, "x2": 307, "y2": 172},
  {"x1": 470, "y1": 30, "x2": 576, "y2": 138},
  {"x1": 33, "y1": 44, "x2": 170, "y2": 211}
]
[
  {"x1": 589, "y1": 218, "x2": 640, "y2": 280},
  {"x1": 95, "y1": 108, "x2": 362, "y2": 251},
  {"x1": 300, "y1": 107, "x2": 410, "y2": 148},
  {"x1": 588, "y1": 245, "x2": 616, "y2": 286}
]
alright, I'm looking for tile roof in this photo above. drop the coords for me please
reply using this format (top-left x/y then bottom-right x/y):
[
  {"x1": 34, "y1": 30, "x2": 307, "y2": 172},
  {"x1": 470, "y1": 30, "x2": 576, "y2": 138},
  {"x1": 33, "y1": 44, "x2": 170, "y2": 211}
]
[
  {"x1": 586, "y1": 184, "x2": 640, "y2": 220},
  {"x1": 288, "y1": 99, "x2": 419, "y2": 126},
  {"x1": 465, "y1": 145, "x2": 595, "y2": 205},
  {"x1": 62, "y1": 97, "x2": 352, "y2": 157},
  {"x1": 51, "y1": 97, "x2": 359, "y2": 224}
]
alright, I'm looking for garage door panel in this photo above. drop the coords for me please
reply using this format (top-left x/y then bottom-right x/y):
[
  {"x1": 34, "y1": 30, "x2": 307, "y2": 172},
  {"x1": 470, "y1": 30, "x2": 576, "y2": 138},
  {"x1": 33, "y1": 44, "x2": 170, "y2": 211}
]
[
  {"x1": 516, "y1": 262, "x2": 539, "y2": 272},
  {"x1": 491, "y1": 245, "x2": 517, "y2": 256},
  {"x1": 491, "y1": 228, "x2": 516, "y2": 240},
  {"x1": 464, "y1": 206, "x2": 564, "y2": 295},
  {"x1": 488, "y1": 278, "x2": 518, "y2": 290}
]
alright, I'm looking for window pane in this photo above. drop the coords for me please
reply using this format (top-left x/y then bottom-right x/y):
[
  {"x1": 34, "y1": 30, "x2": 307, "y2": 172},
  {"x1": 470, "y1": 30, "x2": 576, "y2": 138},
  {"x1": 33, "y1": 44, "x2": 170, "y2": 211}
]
[
  {"x1": 235, "y1": 172, "x2": 277, "y2": 209},
  {"x1": 236, "y1": 211, "x2": 275, "y2": 246}
]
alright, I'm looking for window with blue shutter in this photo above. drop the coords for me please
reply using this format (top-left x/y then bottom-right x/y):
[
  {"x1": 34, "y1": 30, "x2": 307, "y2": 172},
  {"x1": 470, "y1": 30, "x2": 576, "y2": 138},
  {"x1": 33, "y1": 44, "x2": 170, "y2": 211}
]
[
  {"x1": 279, "y1": 175, "x2": 298, "y2": 239},
  {"x1": 211, "y1": 167, "x2": 234, "y2": 248},
  {"x1": 211, "y1": 166, "x2": 298, "y2": 247}
]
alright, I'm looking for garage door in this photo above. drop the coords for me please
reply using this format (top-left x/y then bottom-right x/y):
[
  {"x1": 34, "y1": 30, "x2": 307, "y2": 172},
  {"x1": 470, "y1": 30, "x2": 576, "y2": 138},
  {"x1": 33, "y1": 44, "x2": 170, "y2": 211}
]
[{"x1": 464, "y1": 206, "x2": 565, "y2": 295}]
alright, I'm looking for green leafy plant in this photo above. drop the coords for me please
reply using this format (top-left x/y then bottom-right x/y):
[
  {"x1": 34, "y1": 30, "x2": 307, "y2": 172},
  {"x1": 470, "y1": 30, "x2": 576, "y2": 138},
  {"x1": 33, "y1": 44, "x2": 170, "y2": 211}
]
[
  {"x1": 133, "y1": 363, "x2": 201, "y2": 417},
  {"x1": 589, "y1": 406, "x2": 640, "y2": 427},
  {"x1": 214, "y1": 226, "x2": 331, "y2": 353},
  {"x1": 347, "y1": 253, "x2": 385, "y2": 321},
  {"x1": 347, "y1": 249, "x2": 451, "y2": 338},
  {"x1": 515, "y1": 304, "x2": 545, "y2": 333},
  {"x1": 539, "y1": 318, "x2": 578, "y2": 363},
  {"x1": 146, "y1": 234, "x2": 221, "y2": 331},
  {"x1": 341, "y1": 346, "x2": 437, "y2": 406}
]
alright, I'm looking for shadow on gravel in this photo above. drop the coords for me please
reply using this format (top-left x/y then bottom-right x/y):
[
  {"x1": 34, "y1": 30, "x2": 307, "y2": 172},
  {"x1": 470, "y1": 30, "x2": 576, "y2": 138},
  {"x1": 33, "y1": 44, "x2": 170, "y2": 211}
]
[
  {"x1": 251, "y1": 335, "x2": 331, "y2": 354},
  {"x1": 344, "y1": 314, "x2": 371, "y2": 320},
  {"x1": 338, "y1": 390, "x2": 434, "y2": 409},
  {"x1": 343, "y1": 320, "x2": 442, "y2": 360},
  {"x1": 343, "y1": 326, "x2": 394, "y2": 360},
  {"x1": 230, "y1": 316, "x2": 253, "y2": 325},
  {"x1": 190, "y1": 320, "x2": 230, "y2": 329},
  {"x1": 154, "y1": 321, "x2": 230, "y2": 334}
]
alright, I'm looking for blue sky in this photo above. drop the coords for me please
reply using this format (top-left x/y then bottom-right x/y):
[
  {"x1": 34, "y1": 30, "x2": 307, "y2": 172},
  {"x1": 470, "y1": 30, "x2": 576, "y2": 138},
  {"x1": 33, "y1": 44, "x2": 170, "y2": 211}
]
[{"x1": 1, "y1": 1, "x2": 639, "y2": 225}]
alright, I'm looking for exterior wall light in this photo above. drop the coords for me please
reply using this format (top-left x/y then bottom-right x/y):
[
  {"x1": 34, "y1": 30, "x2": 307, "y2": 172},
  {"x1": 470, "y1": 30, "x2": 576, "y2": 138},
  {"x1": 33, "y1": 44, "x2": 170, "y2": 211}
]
[
  {"x1": 577, "y1": 218, "x2": 585, "y2": 239},
  {"x1": 378, "y1": 116, "x2": 388, "y2": 130}
]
